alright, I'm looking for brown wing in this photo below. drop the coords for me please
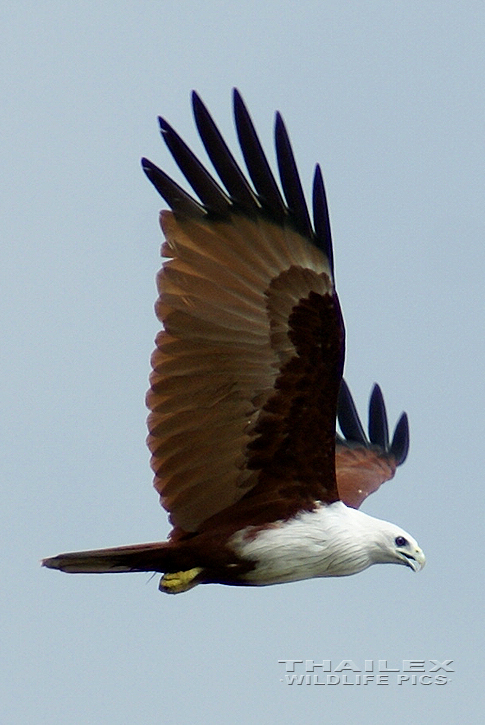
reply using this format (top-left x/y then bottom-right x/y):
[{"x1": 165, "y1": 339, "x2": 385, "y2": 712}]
[
  {"x1": 335, "y1": 379, "x2": 409, "y2": 509},
  {"x1": 143, "y1": 91, "x2": 344, "y2": 533}
]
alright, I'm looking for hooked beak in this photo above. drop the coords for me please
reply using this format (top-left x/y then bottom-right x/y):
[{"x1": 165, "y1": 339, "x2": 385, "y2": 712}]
[{"x1": 401, "y1": 547, "x2": 426, "y2": 572}]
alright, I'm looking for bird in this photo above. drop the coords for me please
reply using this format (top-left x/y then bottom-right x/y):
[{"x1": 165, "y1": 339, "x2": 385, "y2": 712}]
[{"x1": 43, "y1": 90, "x2": 425, "y2": 593}]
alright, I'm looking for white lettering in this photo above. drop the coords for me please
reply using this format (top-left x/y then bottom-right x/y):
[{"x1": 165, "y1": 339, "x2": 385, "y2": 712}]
[
  {"x1": 334, "y1": 659, "x2": 360, "y2": 672},
  {"x1": 305, "y1": 660, "x2": 331, "y2": 672},
  {"x1": 284, "y1": 674, "x2": 305, "y2": 685},
  {"x1": 403, "y1": 660, "x2": 425, "y2": 672},
  {"x1": 435, "y1": 675, "x2": 449, "y2": 685},
  {"x1": 278, "y1": 660, "x2": 303, "y2": 672},
  {"x1": 378, "y1": 660, "x2": 399, "y2": 672},
  {"x1": 429, "y1": 659, "x2": 454, "y2": 672}
]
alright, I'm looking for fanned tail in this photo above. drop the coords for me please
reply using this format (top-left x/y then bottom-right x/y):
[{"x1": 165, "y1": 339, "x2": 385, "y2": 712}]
[{"x1": 42, "y1": 541, "x2": 177, "y2": 574}]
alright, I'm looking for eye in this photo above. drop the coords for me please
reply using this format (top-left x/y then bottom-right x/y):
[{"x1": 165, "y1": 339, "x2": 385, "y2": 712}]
[{"x1": 395, "y1": 536, "x2": 408, "y2": 547}]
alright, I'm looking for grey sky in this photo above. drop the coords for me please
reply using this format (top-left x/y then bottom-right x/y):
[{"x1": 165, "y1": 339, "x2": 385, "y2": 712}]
[{"x1": 1, "y1": 2, "x2": 483, "y2": 722}]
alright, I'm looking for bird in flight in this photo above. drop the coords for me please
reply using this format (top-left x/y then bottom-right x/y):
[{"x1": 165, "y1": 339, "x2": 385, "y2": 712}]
[{"x1": 43, "y1": 90, "x2": 424, "y2": 593}]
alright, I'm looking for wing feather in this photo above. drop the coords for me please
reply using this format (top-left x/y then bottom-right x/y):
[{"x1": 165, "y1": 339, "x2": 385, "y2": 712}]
[{"x1": 233, "y1": 88, "x2": 286, "y2": 216}]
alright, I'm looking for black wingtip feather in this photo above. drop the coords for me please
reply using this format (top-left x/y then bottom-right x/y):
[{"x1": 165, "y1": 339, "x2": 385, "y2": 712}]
[
  {"x1": 368, "y1": 383, "x2": 389, "y2": 449},
  {"x1": 191, "y1": 91, "x2": 258, "y2": 212},
  {"x1": 274, "y1": 112, "x2": 313, "y2": 241},
  {"x1": 337, "y1": 379, "x2": 368, "y2": 445},
  {"x1": 390, "y1": 412, "x2": 410, "y2": 465},
  {"x1": 312, "y1": 164, "x2": 334, "y2": 269},
  {"x1": 141, "y1": 158, "x2": 205, "y2": 218},
  {"x1": 158, "y1": 115, "x2": 230, "y2": 215},
  {"x1": 232, "y1": 89, "x2": 286, "y2": 218}
]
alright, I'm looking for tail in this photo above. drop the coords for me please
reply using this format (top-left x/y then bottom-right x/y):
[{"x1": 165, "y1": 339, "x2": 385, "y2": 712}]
[{"x1": 42, "y1": 541, "x2": 178, "y2": 574}]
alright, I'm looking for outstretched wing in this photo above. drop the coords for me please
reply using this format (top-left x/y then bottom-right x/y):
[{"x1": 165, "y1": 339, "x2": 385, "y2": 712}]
[
  {"x1": 336, "y1": 379, "x2": 409, "y2": 509},
  {"x1": 143, "y1": 90, "x2": 344, "y2": 533}
]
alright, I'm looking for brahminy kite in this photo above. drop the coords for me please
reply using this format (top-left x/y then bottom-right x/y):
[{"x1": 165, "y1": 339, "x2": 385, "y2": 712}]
[{"x1": 43, "y1": 91, "x2": 424, "y2": 593}]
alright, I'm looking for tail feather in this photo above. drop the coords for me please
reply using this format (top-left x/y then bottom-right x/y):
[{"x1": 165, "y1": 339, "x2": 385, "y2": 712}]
[{"x1": 42, "y1": 541, "x2": 177, "y2": 574}]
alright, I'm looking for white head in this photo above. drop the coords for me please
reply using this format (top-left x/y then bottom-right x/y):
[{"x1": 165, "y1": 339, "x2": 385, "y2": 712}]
[
  {"x1": 367, "y1": 519, "x2": 425, "y2": 572},
  {"x1": 327, "y1": 503, "x2": 426, "y2": 576}
]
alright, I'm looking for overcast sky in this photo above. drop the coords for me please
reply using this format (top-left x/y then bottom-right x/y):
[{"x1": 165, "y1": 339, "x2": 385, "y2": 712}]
[{"x1": 1, "y1": 2, "x2": 484, "y2": 723}]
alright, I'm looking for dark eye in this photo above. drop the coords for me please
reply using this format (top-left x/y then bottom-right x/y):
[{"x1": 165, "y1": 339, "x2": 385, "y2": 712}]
[{"x1": 395, "y1": 536, "x2": 408, "y2": 547}]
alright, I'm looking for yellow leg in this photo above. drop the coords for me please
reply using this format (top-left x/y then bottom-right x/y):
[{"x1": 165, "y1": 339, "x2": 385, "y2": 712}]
[{"x1": 159, "y1": 567, "x2": 204, "y2": 594}]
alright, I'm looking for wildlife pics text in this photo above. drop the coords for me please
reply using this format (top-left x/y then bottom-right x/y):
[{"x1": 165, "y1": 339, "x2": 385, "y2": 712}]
[{"x1": 278, "y1": 659, "x2": 454, "y2": 686}]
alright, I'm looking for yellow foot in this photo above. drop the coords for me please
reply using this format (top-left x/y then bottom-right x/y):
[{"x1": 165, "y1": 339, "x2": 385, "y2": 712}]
[{"x1": 159, "y1": 567, "x2": 204, "y2": 594}]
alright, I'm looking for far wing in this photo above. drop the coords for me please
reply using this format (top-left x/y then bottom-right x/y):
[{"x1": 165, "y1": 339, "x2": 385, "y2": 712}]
[{"x1": 335, "y1": 379, "x2": 409, "y2": 509}]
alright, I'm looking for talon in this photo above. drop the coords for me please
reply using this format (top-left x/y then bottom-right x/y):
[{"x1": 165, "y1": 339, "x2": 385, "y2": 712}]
[{"x1": 159, "y1": 567, "x2": 203, "y2": 594}]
